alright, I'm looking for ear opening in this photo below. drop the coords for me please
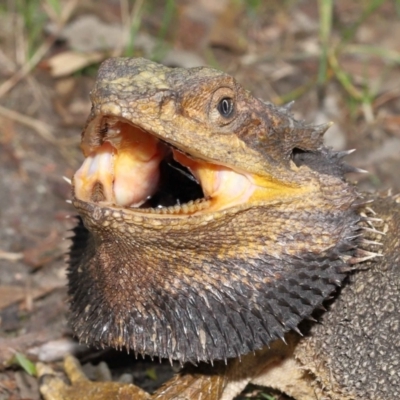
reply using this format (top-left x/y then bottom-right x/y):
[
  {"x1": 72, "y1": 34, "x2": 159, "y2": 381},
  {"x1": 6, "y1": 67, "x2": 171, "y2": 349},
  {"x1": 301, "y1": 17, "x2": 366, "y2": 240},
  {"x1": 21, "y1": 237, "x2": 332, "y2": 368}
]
[{"x1": 291, "y1": 148, "x2": 309, "y2": 168}]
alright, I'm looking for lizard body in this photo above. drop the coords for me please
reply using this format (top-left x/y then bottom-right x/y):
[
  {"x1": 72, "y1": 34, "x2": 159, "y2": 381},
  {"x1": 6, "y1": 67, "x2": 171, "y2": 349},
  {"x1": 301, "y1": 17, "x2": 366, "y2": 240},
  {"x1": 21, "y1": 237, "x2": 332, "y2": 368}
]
[{"x1": 38, "y1": 58, "x2": 400, "y2": 400}]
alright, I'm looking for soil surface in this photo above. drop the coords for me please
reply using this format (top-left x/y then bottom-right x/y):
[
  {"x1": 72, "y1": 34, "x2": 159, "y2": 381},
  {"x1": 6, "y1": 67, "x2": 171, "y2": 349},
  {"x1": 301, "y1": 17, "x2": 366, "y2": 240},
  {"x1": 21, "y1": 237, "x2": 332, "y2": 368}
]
[{"x1": 0, "y1": 1, "x2": 399, "y2": 399}]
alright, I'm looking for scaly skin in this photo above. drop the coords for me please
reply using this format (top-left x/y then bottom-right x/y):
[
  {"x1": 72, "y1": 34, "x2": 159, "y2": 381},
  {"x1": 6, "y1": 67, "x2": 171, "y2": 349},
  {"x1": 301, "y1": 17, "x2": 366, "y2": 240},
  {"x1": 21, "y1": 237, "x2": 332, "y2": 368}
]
[{"x1": 38, "y1": 58, "x2": 399, "y2": 400}]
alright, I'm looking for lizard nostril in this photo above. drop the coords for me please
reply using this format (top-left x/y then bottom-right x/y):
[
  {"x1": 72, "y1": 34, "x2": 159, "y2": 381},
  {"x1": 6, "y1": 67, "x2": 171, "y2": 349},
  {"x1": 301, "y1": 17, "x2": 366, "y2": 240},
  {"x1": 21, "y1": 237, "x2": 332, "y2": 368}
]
[{"x1": 91, "y1": 181, "x2": 106, "y2": 203}]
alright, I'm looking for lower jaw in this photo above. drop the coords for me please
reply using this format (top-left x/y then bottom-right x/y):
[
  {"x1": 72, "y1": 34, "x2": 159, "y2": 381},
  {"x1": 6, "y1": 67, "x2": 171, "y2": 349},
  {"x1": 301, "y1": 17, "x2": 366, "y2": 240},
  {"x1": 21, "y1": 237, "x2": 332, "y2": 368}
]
[{"x1": 71, "y1": 196, "x2": 248, "y2": 228}]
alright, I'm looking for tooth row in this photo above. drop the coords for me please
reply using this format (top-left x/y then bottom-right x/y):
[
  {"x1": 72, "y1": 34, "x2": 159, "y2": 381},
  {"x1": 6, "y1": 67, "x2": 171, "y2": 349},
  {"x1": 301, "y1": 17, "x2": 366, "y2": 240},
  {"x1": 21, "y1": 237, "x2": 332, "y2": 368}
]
[{"x1": 138, "y1": 198, "x2": 210, "y2": 214}]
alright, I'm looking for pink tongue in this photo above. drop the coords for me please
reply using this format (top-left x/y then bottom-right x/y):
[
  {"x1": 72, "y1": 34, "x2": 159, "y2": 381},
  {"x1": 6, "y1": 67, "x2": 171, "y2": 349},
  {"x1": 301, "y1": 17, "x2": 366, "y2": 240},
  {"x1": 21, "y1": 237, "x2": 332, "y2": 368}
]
[
  {"x1": 113, "y1": 144, "x2": 161, "y2": 207},
  {"x1": 73, "y1": 125, "x2": 165, "y2": 207}
]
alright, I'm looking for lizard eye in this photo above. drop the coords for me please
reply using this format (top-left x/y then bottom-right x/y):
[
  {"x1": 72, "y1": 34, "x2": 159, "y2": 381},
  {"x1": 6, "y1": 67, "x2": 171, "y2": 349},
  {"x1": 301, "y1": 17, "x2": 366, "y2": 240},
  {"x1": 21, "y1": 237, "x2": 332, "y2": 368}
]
[{"x1": 217, "y1": 97, "x2": 234, "y2": 118}]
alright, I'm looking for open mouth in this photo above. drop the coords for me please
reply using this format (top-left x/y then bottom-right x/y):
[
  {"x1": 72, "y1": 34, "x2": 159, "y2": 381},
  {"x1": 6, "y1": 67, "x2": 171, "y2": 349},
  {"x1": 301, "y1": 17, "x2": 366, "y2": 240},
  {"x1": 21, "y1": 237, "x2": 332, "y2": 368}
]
[{"x1": 73, "y1": 116, "x2": 269, "y2": 216}]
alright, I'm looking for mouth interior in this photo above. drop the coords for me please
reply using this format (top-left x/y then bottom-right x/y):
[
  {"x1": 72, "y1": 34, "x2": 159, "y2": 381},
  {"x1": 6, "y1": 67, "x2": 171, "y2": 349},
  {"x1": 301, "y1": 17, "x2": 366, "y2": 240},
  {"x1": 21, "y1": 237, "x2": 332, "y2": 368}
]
[
  {"x1": 73, "y1": 116, "x2": 261, "y2": 215},
  {"x1": 139, "y1": 156, "x2": 205, "y2": 211}
]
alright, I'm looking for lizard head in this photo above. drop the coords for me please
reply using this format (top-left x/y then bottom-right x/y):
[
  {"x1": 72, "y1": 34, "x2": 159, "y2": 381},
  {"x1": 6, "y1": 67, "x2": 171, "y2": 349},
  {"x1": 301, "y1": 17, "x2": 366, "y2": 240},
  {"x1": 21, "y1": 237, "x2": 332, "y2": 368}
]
[{"x1": 69, "y1": 58, "x2": 365, "y2": 363}]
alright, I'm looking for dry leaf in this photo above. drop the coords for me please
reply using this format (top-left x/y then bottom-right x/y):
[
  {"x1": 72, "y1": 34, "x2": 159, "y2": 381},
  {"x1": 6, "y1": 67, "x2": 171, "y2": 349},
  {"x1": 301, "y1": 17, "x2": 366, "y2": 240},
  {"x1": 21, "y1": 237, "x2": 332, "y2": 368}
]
[
  {"x1": 60, "y1": 15, "x2": 127, "y2": 53},
  {"x1": 44, "y1": 51, "x2": 105, "y2": 77}
]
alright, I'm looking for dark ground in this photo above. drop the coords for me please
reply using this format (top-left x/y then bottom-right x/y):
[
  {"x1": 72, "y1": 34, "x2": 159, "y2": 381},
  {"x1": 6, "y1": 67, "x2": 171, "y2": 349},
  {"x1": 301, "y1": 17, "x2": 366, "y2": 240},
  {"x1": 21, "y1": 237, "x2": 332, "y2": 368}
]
[{"x1": 0, "y1": 1, "x2": 399, "y2": 399}]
